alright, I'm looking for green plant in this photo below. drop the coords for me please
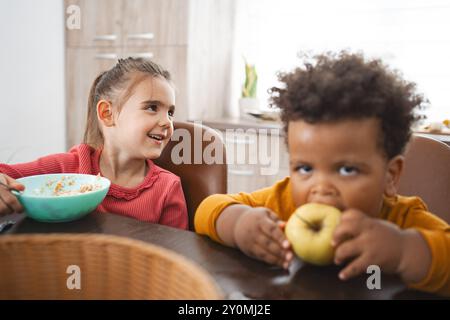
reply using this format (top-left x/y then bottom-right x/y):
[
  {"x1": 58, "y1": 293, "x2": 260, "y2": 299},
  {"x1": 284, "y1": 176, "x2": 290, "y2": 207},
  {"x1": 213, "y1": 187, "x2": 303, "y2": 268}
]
[{"x1": 241, "y1": 60, "x2": 257, "y2": 98}]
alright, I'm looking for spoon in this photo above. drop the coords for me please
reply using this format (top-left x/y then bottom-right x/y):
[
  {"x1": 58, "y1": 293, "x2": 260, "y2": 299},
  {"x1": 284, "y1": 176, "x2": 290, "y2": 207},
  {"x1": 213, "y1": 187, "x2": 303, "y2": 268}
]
[{"x1": 0, "y1": 220, "x2": 16, "y2": 233}]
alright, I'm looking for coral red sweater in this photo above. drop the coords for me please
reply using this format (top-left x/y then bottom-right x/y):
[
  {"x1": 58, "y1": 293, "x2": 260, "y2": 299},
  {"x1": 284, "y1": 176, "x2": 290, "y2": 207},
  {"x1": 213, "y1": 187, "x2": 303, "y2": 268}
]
[{"x1": 0, "y1": 144, "x2": 188, "y2": 230}]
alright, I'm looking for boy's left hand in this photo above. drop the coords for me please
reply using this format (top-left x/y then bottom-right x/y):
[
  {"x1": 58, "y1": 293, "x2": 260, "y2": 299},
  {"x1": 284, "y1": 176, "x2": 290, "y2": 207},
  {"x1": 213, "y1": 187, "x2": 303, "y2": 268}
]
[{"x1": 331, "y1": 209, "x2": 405, "y2": 280}]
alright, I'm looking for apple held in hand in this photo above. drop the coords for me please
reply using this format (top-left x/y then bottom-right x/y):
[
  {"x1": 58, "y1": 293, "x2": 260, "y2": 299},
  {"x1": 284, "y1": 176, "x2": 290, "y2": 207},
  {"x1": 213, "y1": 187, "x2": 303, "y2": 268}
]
[{"x1": 285, "y1": 203, "x2": 342, "y2": 266}]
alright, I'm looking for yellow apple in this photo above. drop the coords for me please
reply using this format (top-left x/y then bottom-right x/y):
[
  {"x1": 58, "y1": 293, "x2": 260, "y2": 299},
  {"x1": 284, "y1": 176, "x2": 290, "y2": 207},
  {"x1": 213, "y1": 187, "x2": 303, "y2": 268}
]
[{"x1": 285, "y1": 203, "x2": 342, "y2": 266}]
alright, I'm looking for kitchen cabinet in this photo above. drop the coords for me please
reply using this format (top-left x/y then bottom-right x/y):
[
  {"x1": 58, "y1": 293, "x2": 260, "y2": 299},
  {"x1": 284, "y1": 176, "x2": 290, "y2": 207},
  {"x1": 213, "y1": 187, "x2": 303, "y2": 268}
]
[
  {"x1": 65, "y1": 0, "x2": 122, "y2": 48},
  {"x1": 122, "y1": 0, "x2": 189, "y2": 46},
  {"x1": 66, "y1": 47, "x2": 119, "y2": 147},
  {"x1": 203, "y1": 119, "x2": 290, "y2": 194},
  {"x1": 225, "y1": 130, "x2": 289, "y2": 194},
  {"x1": 65, "y1": 0, "x2": 187, "y2": 47},
  {"x1": 65, "y1": 0, "x2": 235, "y2": 149}
]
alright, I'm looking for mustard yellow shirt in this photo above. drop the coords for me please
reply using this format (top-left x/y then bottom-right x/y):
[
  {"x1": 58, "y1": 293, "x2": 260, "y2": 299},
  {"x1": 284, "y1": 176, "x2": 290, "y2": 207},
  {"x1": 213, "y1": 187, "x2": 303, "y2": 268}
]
[{"x1": 194, "y1": 177, "x2": 450, "y2": 297}]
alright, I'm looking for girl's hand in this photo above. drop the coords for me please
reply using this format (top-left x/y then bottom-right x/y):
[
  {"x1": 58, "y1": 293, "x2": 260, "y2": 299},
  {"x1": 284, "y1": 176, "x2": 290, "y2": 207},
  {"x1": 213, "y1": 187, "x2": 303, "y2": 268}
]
[
  {"x1": 332, "y1": 209, "x2": 406, "y2": 281},
  {"x1": 0, "y1": 174, "x2": 25, "y2": 216},
  {"x1": 233, "y1": 207, "x2": 293, "y2": 269}
]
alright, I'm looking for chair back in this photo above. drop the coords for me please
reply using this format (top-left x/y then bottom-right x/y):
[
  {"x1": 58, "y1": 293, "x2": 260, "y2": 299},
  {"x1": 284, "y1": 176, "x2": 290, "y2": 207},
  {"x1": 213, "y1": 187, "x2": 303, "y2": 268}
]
[
  {"x1": 154, "y1": 122, "x2": 227, "y2": 230},
  {"x1": 398, "y1": 135, "x2": 450, "y2": 223}
]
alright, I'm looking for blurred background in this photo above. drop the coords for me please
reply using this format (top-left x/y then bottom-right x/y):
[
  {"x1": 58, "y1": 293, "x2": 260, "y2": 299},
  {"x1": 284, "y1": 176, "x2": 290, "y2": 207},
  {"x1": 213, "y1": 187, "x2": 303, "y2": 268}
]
[{"x1": 1, "y1": 0, "x2": 449, "y2": 164}]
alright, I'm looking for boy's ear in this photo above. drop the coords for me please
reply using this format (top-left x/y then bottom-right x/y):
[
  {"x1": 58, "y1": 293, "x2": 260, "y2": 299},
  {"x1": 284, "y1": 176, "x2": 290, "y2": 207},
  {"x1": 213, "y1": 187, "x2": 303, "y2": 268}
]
[
  {"x1": 384, "y1": 155, "x2": 405, "y2": 197},
  {"x1": 97, "y1": 100, "x2": 114, "y2": 127}
]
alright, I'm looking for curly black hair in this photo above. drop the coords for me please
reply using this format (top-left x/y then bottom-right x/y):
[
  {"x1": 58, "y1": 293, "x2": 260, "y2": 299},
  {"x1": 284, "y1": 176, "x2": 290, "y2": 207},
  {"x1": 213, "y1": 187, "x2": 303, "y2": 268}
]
[{"x1": 270, "y1": 51, "x2": 424, "y2": 159}]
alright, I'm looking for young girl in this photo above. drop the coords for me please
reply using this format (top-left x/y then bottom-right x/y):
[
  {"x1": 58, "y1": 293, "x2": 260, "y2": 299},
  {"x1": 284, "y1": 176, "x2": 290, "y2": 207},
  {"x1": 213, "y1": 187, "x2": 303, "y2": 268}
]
[{"x1": 0, "y1": 57, "x2": 188, "y2": 230}]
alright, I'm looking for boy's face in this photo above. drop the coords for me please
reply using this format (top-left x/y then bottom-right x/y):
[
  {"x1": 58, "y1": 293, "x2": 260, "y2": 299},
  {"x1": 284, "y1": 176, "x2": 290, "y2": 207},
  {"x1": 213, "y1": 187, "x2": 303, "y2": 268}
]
[{"x1": 288, "y1": 118, "x2": 403, "y2": 217}]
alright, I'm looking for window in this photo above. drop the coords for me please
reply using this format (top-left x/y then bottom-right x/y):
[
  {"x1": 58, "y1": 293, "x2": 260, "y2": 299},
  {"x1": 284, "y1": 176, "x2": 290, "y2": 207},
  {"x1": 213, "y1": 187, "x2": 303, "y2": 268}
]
[{"x1": 232, "y1": 0, "x2": 450, "y2": 122}]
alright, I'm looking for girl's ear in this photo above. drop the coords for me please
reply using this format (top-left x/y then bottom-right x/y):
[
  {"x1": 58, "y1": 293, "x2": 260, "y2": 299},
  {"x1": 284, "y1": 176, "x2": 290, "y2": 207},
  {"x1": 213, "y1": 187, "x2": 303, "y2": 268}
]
[
  {"x1": 97, "y1": 100, "x2": 114, "y2": 127},
  {"x1": 384, "y1": 155, "x2": 405, "y2": 197}
]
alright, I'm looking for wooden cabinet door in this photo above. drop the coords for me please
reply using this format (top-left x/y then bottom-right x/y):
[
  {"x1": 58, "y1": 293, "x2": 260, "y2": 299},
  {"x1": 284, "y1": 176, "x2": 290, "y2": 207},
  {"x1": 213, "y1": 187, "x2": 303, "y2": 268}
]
[
  {"x1": 65, "y1": 0, "x2": 123, "y2": 47},
  {"x1": 66, "y1": 47, "x2": 121, "y2": 148},
  {"x1": 121, "y1": 0, "x2": 189, "y2": 46}
]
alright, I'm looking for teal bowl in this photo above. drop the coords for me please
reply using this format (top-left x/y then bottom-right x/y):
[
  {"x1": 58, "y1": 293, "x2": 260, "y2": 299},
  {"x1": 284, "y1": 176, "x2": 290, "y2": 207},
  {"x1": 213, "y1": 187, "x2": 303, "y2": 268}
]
[{"x1": 13, "y1": 174, "x2": 111, "y2": 223}]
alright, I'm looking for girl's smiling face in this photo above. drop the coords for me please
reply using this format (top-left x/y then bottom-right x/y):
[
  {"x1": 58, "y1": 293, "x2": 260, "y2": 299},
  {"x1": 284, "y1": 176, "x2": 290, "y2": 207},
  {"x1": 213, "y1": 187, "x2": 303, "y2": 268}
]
[
  {"x1": 288, "y1": 118, "x2": 403, "y2": 217},
  {"x1": 110, "y1": 75, "x2": 175, "y2": 160}
]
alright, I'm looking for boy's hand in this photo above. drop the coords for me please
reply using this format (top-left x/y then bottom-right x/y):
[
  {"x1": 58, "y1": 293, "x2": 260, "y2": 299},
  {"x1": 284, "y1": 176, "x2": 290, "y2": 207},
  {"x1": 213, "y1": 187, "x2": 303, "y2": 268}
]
[
  {"x1": 0, "y1": 173, "x2": 25, "y2": 216},
  {"x1": 332, "y1": 209, "x2": 406, "y2": 280},
  {"x1": 234, "y1": 207, "x2": 293, "y2": 269}
]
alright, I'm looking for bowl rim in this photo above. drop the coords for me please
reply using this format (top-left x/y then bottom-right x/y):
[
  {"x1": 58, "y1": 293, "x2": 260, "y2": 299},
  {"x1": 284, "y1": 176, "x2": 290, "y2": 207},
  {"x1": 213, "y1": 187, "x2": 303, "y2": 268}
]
[{"x1": 13, "y1": 173, "x2": 111, "y2": 199}]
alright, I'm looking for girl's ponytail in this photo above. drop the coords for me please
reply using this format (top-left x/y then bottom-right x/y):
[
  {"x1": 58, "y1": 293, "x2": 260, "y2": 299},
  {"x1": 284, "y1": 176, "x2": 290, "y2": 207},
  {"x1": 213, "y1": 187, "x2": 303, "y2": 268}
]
[{"x1": 83, "y1": 71, "x2": 106, "y2": 148}]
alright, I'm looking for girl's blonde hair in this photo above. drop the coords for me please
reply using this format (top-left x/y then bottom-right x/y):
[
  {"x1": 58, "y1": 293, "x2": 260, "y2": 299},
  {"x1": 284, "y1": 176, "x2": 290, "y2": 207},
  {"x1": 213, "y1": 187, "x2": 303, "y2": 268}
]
[{"x1": 83, "y1": 57, "x2": 172, "y2": 148}]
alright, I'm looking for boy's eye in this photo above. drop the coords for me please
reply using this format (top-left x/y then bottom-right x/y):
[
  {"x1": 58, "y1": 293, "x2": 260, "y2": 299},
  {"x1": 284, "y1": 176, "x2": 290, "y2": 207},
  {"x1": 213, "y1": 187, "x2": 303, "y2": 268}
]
[
  {"x1": 296, "y1": 165, "x2": 313, "y2": 175},
  {"x1": 339, "y1": 166, "x2": 359, "y2": 176}
]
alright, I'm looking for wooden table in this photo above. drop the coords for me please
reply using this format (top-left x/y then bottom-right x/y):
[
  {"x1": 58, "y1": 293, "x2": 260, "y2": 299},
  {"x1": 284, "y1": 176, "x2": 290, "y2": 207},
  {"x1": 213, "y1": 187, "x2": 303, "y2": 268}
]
[{"x1": 0, "y1": 212, "x2": 441, "y2": 299}]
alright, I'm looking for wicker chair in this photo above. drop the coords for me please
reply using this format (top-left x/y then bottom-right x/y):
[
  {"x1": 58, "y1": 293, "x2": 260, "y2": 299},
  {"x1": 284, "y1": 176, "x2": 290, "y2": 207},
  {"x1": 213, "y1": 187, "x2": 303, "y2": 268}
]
[{"x1": 0, "y1": 233, "x2": 222, "y2": 299}]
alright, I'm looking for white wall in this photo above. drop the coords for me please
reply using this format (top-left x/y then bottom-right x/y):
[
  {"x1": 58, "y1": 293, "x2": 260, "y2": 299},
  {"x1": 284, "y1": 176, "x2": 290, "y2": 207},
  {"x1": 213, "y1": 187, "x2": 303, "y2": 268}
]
[{"x1": 0, "y1": 0, "x2": 65, "y2": 164}]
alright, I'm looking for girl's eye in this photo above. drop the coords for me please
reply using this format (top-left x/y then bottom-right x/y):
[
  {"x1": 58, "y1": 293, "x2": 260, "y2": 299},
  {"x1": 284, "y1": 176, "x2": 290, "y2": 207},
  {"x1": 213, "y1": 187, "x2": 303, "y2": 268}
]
[
  {"x1": 147, "y1": 105, "x2": 158, "y2": 112},
  {"x1": 168, "y1": 110, "x2": 175, "y2": 117},
  {"x1": 339, "y1": 166, "x2": 359, "y2": 176},
  {"x1": 296, "y1": 165, "x2": 313, "y2": 175}
]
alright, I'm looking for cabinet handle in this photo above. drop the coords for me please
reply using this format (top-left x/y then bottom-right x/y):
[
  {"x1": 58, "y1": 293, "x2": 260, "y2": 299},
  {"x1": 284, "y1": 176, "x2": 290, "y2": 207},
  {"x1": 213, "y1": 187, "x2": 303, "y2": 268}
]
[
  {"x1": 127, "y1": 33, "x2": 154, "y2": 40},
  {"x1": 229, "y1": 169, "x2": 255, "y2": 176},
  {"x1": 126, "y1": 52, "x2": 154, "y2": 59},
  {"x1": 93, "y1": 34, "x2": 117, "y2": 41},
  {"x1": 94, "y1": 53, "x2": 118, "y2": 60}
]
